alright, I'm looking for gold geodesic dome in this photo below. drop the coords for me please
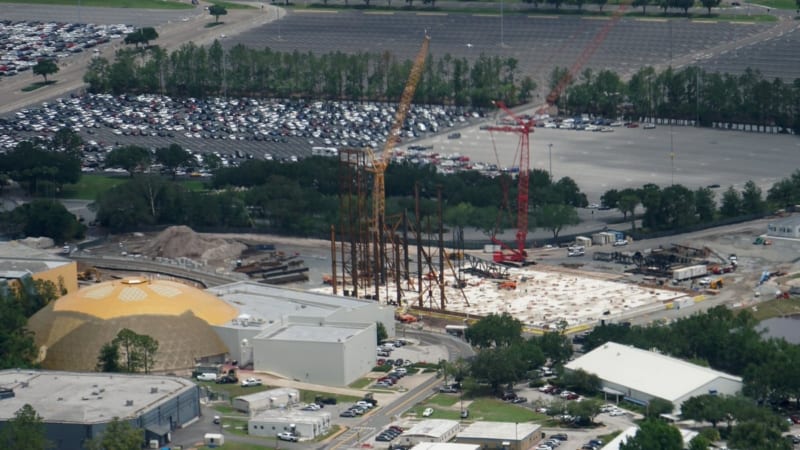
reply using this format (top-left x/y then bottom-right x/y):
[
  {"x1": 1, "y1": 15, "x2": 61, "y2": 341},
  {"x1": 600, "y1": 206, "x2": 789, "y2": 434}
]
[{"x1": 27, "y1": 278, "x2": 239, "y2": 372}]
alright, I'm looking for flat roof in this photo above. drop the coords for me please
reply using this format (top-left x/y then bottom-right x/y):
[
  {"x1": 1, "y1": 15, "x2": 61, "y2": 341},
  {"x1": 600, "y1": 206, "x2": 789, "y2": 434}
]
[
  {"x1": 251, "y1": 408, "x2": 330, "y2": 423},
  {"x1": 207, "y1": 281, "x2": 378, "y2": 330},
  {"x1": 0, "y1": 370, "x2": 196, "y2": 424},
  {"x1": 235, "y1": 388, "x2": 299, "y2": 403},
  {"x1": 413, "y1": 443, "x2": 480, "y2": 450},
  {"x1": 404, "y1": 419, "x2": 460, "y2": 438},
  {"x1": 599, "y1": 426, "x2": 638, "y2": 450},
  {"x1": 264, "y1": 323, "x2": 367, "y2": 343},
  {"x1": 564, "y1": 342, "x2": 742, "y2": 403},
  {"x1": 457, "y1": 421, "x2": 540, "y2": 440}
]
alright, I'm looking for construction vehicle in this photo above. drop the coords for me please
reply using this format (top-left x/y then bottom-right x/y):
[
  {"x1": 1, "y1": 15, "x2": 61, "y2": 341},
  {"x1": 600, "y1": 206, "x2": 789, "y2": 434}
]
[
  {"x1": 754, "y1": 236, "x2": 773, "y2": 245},
  {"x1": 78, "y1": 267, "x2": 101, "y2": 283},
  {"x1": 498, "y1": 280, "x2": 517, "y2": 290},
  {"x1": 487, "y1": 101, "x2": 534, "y2": 266}
]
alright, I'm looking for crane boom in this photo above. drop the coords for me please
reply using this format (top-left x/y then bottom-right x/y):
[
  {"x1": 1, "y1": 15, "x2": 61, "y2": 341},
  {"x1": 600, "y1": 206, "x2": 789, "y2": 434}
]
[
  {"x1": 486, "y1": 101, "x2": 535, "y2": 264},
  {"x1": 370, "y1": 34, "x2": 430, "y2": 231}
]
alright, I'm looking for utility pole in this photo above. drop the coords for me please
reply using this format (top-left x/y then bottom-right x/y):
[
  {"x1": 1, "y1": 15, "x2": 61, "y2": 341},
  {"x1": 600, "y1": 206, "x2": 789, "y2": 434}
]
[{"x1": 548, "y1": 143, "x2": 553, "y2": 179}]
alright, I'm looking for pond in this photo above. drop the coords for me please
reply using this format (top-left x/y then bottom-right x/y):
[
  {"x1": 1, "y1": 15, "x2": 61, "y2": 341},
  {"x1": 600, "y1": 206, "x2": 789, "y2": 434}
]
[{"x1": 757, "y1": 316, "x2": 800, "y2": 344}]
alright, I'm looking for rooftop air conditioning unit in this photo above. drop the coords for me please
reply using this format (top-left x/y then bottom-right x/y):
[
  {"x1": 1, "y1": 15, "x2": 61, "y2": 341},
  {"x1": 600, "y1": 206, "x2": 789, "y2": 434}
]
[{"x1": 125, "y1": 400, "x2": 134, "y2": 406}]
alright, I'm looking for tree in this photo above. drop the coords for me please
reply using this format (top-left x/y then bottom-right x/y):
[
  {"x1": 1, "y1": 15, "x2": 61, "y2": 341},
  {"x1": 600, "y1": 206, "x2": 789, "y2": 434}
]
[
  {"x1": 8, "y1": 199, "x2": 86, "y2": 243},
  {"x1": 720, "y1": 186, "x2": 742, "y2": 218},
  {"x1": 0, "y1": 404, "x2": 52, "y2": 450},
  {"x1": 567, "y1": 398, "x2": 602, "y2": 424},
  {"x1": 33, "y1": 59, "x2": 59, "y2": 84},
  {"x1": 85, "y1": 417, "x2": 144, "y2": 450},
  {"x1": 105, "y1": 146, "x2": 152, "y2": 177},
  {"x1": 700, "y1": 0, "x2": 720, "y2": 14},
  {"x1": 727, "y1": 421, "x2": 792, "y2": 450},
  {"x1": 124, "y1": 28, "x2": 158, "y2": 48},
  {"x1": 618, "y1": 189, "x2": 640, "y2": 228},
  {"x1": 97, "y1": 342, "x2": 122, "y2": 373},
  {"x1": 600, "y1": 189, "x2": 620, "y2": 210},
  {"x1": 464, "y1": 313, "x2": 522, "y2": 349},
  {"x1": 209, "y1": 4, "x2": 228, "y2": 23},
  {"x1": 376, "y1": 322, "x2": 388, "y2": 343},
  {"x1": 681, "y1": 394, "x2": 728, "y2": 428},
  {"x1": 155, "y1": 144, "x2": 193, "y2": 180},
  {"x1": 537, "y1": 331, "x2": 573, "y2": 367},
  {"x1": 632, "y1": 0, "x2": 650, "y2": 14},
  {"x1": 741, "y1": 180, "x2": 766, "y2": 215},
  {"x1": 694, "y1": 187, "x2": 716, "y2": 222},
  {"x1": 111, "y1": 329, "x2": 159, "y2": 373},
  {"x1": 470, "y1": 345, "x2": 527, "y2": 392},
  {"x1": 688, "y1": 435, "x2": 710, "y2": 450},
  {"x1": 646, "y1": 398, "x2": 675, "y2": 418},
  {"x1": 619, "y1": 419, "x2": 683, "y2": 450},
  {"x1": 534, "y1": 203, "x2": 580, "y2": 244},
  {"x1": 558, "y1": 368, "x2": 601, "y2": 394}
]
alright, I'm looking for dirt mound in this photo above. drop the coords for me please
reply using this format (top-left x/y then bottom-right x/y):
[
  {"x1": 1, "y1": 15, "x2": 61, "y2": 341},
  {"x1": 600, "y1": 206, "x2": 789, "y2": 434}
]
[{"x1": 141, "y1": 226, "x2": 245, "y2": 262}]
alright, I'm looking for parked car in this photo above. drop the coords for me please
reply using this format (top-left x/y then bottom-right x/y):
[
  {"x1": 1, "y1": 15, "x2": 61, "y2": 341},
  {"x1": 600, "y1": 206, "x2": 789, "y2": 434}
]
[
  {"x1": 340, "y1": 410, "x2": 356, "y2": 418},
  {"x1": 212, "y1": 415, "x2": 221, "y2": 424},
  {"x1": 461, "y1": 409, "x2": 469, "y2": 418},
  {"x1": 315, "y1": 396, "x2": 337, "y2": 405},
  {"x1": 551, "y1": 433, "x2": 568, "y2": 441},
  {"x1": 422, "y1": 407, "x2": 434, "y2": 417},
  {"x1": 439, "y1": 385, "x2": 459, "y2": 393},
  {"x1": 240, "y1": 377, "x2": 262, "y2": 387},
  {"x1": 511, "y1": 396, "x2": 528, "y2": 404},
  {"x1": 196, "y1": 373, "x2": 217, "y2": 381},
  {"x1": 376, "y1": 434, "x2": 394, "y2": 442},
  {"x1": 277, "y1": 432, "x2": 298, "y2": 442}
]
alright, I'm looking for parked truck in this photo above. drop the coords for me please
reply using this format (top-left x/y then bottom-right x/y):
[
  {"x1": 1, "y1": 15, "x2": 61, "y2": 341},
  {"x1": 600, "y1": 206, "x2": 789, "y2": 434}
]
[{"x1": 672, "y1": 264, "x2": 708, "y2": 282}]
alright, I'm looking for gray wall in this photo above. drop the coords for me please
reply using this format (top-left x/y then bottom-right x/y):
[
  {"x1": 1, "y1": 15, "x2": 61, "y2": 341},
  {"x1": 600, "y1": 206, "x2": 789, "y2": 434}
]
[
  {"x1": 674, "y1": 378, "x2": 742, "y2": 414},
  {"x1": 0, "y1": 385, "x2": 200, "y2": 450},
  {"x1": 327, "y1": 303, "x2": 396, "y2": 337}
]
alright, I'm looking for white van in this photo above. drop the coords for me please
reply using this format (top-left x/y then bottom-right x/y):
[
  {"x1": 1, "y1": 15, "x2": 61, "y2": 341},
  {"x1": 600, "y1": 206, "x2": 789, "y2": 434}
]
[{"x1": 197, "y1": 373, "x2": 217, "y2": 381}]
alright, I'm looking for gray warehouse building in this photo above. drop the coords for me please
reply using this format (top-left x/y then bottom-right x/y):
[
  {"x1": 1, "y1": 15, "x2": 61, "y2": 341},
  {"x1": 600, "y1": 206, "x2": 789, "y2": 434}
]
[
  {"x1": 0, "y1": 370, "x2": 200, "y2": 450},
  {"x1": 207, "y1": 282, "x2": 396, "y2": 386},
  {"x1": 767, "y1": 215, "x2": 800, "y2": 239}
]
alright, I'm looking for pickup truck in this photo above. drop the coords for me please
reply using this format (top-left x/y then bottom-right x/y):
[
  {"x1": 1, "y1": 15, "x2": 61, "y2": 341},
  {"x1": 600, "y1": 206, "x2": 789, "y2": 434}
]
[{"x1": 241, "y1": 377, "x2": 263, "y2": 387}]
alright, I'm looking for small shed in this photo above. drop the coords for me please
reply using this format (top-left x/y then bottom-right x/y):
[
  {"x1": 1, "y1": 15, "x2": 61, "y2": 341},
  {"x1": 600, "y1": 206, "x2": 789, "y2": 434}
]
[
  {"x1": 248, "y1": 409, "x2": 330, "y2": 439},
  {"x1": 233, "y1": 387, "x2": 300, "y2": 414},
  {"x1": 575, "y1": 236, "x2": 592, "y2": 247},
  {"x1": 204, "y1": 433, "x2": 224, "y2": 446}
]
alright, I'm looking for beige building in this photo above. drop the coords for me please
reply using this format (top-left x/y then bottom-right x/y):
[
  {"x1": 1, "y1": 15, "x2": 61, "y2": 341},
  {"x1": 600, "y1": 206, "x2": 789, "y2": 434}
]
[{"x1": 455, "y1": 422, "x2": 542, "y2": 450}]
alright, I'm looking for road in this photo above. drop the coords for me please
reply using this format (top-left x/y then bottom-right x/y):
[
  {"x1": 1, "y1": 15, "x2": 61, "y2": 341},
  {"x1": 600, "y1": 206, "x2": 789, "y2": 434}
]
[{"x1": 69, "y1": 254, "x2": 246, "y2": 287}]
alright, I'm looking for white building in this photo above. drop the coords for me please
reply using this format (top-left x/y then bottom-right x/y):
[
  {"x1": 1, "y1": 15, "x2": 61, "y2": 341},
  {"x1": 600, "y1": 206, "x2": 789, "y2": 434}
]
[
  {"x1": 564, "y1": 342, "x2": 743, "y2": 413},
  {"x1": 233, "y1": 388, "x2": 300, "y2": 414},
  {"x1": 455, "y1": 421, "x2": 542, "y2": 450},
  {"x1": 247, "y1": 409, "x2": 330, "y2": 439},
  {"x1": 412, "y1": 443, "x2": 480, "y2": 450},
  {"x1": 767, "y1": 215, "x2": 800, "y2": 239},
  {"x1": 398, "y1": 419, "x2": 461, "y2": 446},
  {"x1": 206, "y1": 282, "x2": 395, "y2": 386}
]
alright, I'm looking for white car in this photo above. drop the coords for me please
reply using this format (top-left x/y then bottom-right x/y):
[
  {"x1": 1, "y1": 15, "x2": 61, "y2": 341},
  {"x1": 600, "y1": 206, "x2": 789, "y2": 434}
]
[
  {"x1": 240, "y1": 377, "x2": 263, "y2": 387},
  {"x1": 609, "y1": 409, "x2": 626, "y2": 416},
  {"x1": 422, "y1": 407, "x2": 434, "y2": 417},
  {"x1": 613, "y1": 240, "x2": 628, "y2": 247},
  {"x1": 643, "y1": 123, "x2": 656, "y2": 129},
  {"x1": 196, "y1": 373, "x2": 217, "y2": 381},
  {"x1": 277, "y1": 431, "x2": 298, "y2": 442}
]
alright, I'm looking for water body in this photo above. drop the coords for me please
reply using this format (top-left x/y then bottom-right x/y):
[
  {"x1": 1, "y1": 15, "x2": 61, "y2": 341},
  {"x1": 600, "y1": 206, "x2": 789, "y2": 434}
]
[{"x1": 757, "y1": 316, "x2": 800, "y2": 344}]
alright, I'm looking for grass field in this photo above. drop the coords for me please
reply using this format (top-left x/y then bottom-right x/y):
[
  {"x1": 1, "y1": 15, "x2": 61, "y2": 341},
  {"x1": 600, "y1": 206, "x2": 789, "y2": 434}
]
[
  {"x1": 426, "y1": 393, "x2": 460, "y2": 407},
  {"x1": 747, "y1": 297, "x2": 800, "y2": 321},
  {"x1": 61, "y1": 174, "x2": 129, "y2": 200},
  {"x1": 21, "y1": 81, "x2": 56, "y2": 92},
  {"x1": 210, "y1": 0, "x2": 255, "y2": 9},
  {"x1": 61, "y1": 174, "x2": 209, "y2": 200},
  {"x1": 411, "y1": 398, "x2": 541, "y2": 422},
  {"x1": 0, "y1": 0, "x2": 192, "y2": 8}
]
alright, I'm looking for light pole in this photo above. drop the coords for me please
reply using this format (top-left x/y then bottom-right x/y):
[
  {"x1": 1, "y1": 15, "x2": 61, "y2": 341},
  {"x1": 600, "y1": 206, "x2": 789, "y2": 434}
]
[
  {"x1": 548, "y1": 143, "x2": 553, "y2": 179},
  {"x1": 670, "y1": 151, "x2": 675, "y2": 186}
]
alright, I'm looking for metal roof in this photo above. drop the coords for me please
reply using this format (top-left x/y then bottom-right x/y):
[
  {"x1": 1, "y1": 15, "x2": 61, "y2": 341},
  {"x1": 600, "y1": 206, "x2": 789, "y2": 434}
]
[
  {"x1": 564, "y1": 342, "x2": 742, "y2": 403},
  {"x1": 264, "y1": 323, "x2": 369, "y2": 343},
  {"x1": 404, "y1": 419, "x2": 460, "y2": 438},
  {"x1": 0, "y1": 370, "x2": 195, "y2": 424},
  {"x1": 457, "y1": 421, "x2": 540, "y2": 440}
]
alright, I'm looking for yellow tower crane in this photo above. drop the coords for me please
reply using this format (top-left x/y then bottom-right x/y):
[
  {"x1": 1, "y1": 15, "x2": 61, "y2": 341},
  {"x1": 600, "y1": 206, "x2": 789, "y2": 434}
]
[{"x1": 367, "y1": 33, "x2": 430, "y2": 234}]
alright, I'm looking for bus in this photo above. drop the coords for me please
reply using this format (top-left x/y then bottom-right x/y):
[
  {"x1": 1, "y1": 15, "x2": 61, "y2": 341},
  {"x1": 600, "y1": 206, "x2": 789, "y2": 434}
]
[{"x1": 445, "y1": 324, "x2": 468, "y2": 337}]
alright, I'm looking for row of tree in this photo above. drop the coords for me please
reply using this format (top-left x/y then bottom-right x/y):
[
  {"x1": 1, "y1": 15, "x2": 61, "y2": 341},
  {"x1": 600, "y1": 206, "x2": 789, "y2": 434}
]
[
  {"x1": 555, "y1": 66, "x2": 800, "y2": 132},
  {"x1": 600, "y1": 180, "x2": 768, "y2": 232},
  {"x1": 84, "y1": 41, "x2": 535, "y2": 107},
  {"x1": 97, "y1": 329, "x2": 159, "y2": 374}
]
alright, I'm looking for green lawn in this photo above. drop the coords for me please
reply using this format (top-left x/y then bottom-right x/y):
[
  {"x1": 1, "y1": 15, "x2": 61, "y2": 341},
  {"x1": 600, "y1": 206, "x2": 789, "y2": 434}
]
[
  {"x1": 60, "y1": 174, "x2": 208, "y2": 200},
  {"x1": 749, "y1": 0, "x2": 798, "y2": 9},
  {"x1": 210, "y1": 0, "x2": 255, "y2": 9},
  {"x1": 212, "y1": 404, "x2": 247, "y2": 416},
  {"x1": 222, "y1": 418, "x2": 252, "y2": 437},
  {"x1": 21, "y1": 81, "x2": 56, "y2": 92},
  {"x1": 746, "y1": 297, "x2": 800, "y2": 321},
  {"x1": 199, "y1": 444, "x2": 275, "y2": 450},
  {"x1": 348, "y1": 377, "x2": 372, "y2": 389},
  {"x1": 427, "y1": 393, "x2": 460, "y2": 407},
  {"x1": 299, "y1": 389, "x2": 360, "y2": 404},
  {"x1": 61, "y1": 174, "x2": 129, "y2": 200},
  {"x1": 0, "y1": 0, "x2": 192, "y2": 8},
  {"x1": 410, "y1": 397, "x2": 542, "y2": 422}
]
